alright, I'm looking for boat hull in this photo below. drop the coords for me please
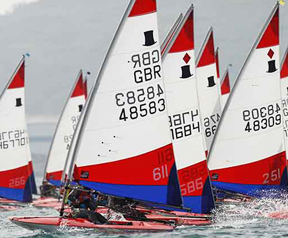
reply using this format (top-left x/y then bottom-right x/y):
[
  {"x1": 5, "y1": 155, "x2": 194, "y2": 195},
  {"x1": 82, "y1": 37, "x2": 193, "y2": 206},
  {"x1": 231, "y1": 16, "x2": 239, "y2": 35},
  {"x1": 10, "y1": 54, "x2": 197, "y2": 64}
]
[
  {"x1": 9, "y1": 216, "x2": 174, "y2": 232},
  {"x1": 32, "y1": 197, "x2": 63, "y2": 209}
]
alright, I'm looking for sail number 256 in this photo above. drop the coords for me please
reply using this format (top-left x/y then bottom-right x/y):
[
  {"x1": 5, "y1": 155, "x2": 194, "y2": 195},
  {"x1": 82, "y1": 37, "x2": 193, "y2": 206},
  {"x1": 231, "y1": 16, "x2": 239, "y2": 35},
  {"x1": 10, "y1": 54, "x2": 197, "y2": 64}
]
[{"x1": 243, "y1": 103, "x2": 281, "y2": 132}]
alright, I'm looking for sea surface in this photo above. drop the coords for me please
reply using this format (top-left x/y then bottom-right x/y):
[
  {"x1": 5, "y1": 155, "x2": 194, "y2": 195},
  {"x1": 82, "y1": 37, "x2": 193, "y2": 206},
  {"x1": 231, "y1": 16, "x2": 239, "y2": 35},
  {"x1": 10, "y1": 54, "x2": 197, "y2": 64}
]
[{"x1": 0, "y1": 139, "x2": 288, "y2": 238}]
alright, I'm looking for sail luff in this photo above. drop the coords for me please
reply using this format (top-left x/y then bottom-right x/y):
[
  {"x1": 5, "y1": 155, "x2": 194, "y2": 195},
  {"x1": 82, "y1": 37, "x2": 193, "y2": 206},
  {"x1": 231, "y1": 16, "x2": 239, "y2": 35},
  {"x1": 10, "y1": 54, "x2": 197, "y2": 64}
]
[
  {"x1": 162, "y1": 4, "x2": 193, "y2": 61},
  {"x1": 195, "y1": 27, "x2": 213, "y2": 67},
  {"x1": 280, "y1": 46, "x2": 288, "y2": 78},
  {"x1": 160, "y1": 13, "x2": 183, "y2": 56},
  {"x1": 0, "y1": 56, "x2": 25, "y2": 101}
]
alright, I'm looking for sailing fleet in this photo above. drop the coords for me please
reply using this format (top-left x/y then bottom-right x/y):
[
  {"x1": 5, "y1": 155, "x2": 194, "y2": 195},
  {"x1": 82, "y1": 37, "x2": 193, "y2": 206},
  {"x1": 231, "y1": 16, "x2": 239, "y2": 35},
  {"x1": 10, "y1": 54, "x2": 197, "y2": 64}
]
[{"x1": 0, "y1": 0, "x2": 288, "y2": 232}]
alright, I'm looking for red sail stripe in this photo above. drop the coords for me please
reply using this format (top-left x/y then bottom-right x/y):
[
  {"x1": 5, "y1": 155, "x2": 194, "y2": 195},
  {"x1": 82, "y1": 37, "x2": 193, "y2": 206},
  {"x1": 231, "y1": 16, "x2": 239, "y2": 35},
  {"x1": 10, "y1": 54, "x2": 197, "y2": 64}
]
[
  {"x1": 71, "y1": 73, "x2": 84, "y2": 98},
  {"x1": 169, "y1": 9, "x2": 194, "y2": 53},
  {"x1": 281, "y1": 51, "x2": 288, "y2": 79},
  {"x1": 257, "y1": 8, "x2": 279, "y2": 49},
  {"x1": 210, "y1": 151, "x2": 286, "y2": 185},
  {"x1": 8, "y1": 60, "x2": 25, "y2": 89},
  {"x1": 74, "y1": 144, "x2": 175, "y2": 186},
  {"x1": 215, "y1": 49, "x2": 220, "y2": 78},
  {"x1": 84, "y1": 80, "x2": 88, "y2": 99},
  {"x1": 129, "y1": 0, "x2": 156, "y2": 17},
  {"x1": 46, "y1": 170, "x2": 63, "y2": 182},
  {"x1": 197, "y1": 31, "x2": 215, "y2": 67},
  {"x1": 0, "y1": 164, "x2": 30, "y2": 188},
  {"x1": 178, "y1": 160, "x2": 209, "y2": 196},
  {"x1": 221, "y1": 70, "x2": 230, "y2": 95}
]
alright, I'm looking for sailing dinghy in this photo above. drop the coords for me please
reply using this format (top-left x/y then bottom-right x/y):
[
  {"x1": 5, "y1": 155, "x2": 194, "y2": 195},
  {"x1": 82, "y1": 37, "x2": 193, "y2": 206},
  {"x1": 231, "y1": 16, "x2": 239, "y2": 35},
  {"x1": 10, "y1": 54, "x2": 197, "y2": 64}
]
[
  {"x1": 196, "y1": 27, "x2": 222, "y2": 155},
  {"x1": 32, "y1": 70, "x2": 86, "y2": 209},
  {"x1": 0, "y1": 56, "x2": 34, "y2": 204},
  {"x1": 43, "y1": 70, "x2": 86, "y2": 187},
  {"x1": 208, "y1": 3, "x2": 288, "y2": 197},
  {"x1": 10, "y1": 0, "x2": 182, "y2": 232},
  {"x1": 161, "y1": 5, "x2": 215, "y2": 215}
]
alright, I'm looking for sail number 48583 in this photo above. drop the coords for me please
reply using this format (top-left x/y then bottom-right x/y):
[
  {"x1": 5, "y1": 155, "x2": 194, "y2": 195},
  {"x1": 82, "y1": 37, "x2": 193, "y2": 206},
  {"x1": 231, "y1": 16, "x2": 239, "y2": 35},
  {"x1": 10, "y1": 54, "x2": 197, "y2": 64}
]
[{"x1": 115, "y1": 84, "x2": 166, "y2": 121}]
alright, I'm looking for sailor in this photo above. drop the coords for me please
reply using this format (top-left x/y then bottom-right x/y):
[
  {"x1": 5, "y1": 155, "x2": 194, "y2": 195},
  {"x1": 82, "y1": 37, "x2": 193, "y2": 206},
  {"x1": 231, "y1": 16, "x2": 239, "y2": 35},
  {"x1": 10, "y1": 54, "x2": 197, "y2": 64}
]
[
  {"x1": 67, "y1": 187, "x2": 108, "y2": 224},
  {"x1": 108, "y1": 196, "x2": 147, "y2": 220},
  {"x1": 39, "y1": 180, "x2": 59, "y2": 198}
]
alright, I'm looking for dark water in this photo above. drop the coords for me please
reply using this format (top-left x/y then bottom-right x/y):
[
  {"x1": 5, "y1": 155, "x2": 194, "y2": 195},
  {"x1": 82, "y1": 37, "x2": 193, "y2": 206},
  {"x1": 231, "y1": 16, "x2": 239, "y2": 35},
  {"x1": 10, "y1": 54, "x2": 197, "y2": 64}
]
[{"x1": 1, "y1": 142, "x2": 288, "y2": 237}]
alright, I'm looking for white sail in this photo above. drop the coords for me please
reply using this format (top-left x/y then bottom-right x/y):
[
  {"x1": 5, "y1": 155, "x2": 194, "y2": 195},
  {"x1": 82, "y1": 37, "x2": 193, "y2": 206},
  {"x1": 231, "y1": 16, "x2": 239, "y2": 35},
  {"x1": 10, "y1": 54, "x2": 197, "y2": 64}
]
[
  {"x1": 44, "y1": 70, "x2": 85, "y2": 186},
  {"x1": 69, "y1": 0, "x2": 182, "y2": 206},
  {"x1": 208, "y1": 4, "x2": 287, "y2": 196},
  {"x1": 162, "y1": 5, "x2": 214, "y2": 214},
  {"x1": 0, "y1": 57, "x2": 33, "y2": 202},
  {"x1": 281, "y1": 47, "x2": 288, "y2": 162},
  {"x1": 196, "y1": 28, "x2": 222, "y2": 154}
]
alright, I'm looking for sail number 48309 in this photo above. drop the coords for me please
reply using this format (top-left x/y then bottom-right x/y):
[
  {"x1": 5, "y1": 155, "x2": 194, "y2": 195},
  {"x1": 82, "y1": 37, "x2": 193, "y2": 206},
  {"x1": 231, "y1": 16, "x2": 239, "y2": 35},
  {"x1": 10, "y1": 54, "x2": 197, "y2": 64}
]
[{"x1": 243, "y1": 103, "x2": 281, "y2": 132}]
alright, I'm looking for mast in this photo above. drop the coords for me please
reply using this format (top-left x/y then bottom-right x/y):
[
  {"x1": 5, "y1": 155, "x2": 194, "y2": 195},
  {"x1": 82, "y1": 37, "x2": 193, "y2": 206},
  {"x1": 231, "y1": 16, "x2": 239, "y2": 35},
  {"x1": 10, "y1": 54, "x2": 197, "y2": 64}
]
[{"x1": 160, "y1": 13, "x2": 183, "y2": 56}]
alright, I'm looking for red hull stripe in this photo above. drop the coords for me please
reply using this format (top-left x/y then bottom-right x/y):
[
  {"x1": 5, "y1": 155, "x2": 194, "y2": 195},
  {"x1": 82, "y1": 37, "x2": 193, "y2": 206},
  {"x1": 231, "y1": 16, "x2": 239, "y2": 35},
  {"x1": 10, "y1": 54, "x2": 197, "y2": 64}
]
[
  {"x1": 215, "y1": 49, "x2": 220, "y2": 78},
  {"x1": 74, "y1": 144, "x2": 176, "y2": 186},
  {"x1": 221, "y1": 71, "x2": 230, "y2": 95},
  {"x1": 178, "y1": 160, "x2": 209, "y2": 196},
  {"x1": 71, "y1": 73, "x2": 84, "y2": 98},
  {"x1": 169, "y1": 10, "x2": 194, "y2": 53},
  {"x1": 84, "y1": 80, "x2": 88, "y2": 99},
  {"x1": 46, "y1": 170, "x2": 63, "y2": 182},
  {"x1": 210, "y1": 151, "x2": 286, "y2": 185},
  {"x1": 129, "y1": 0, "x2": 156, "y2": 17},
  {"x1": 8, "y1": 60, "x2": 25, "y2": 89},
  {"x1": 0, "y1": 164, "x2": 30, "y2": 188},
  {"x1": 197, "y1": 31, "x2": 215, "y2": 67},
  {"x1": 257, "y1": 8, "x2": 279, "y2": 49},
  {"x1": 281, "y1": 51, "x2": 288, "y2": 79}
]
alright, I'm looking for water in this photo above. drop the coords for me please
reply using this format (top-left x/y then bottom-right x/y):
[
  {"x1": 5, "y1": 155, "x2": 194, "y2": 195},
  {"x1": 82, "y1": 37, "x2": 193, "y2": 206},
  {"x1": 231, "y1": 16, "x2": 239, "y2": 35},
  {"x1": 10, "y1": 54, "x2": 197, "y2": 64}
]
[
  {"x1": 3, "y1": 196, "x2": 288, "y2": 237},
  {"x1": 1, "y1": 149, "x2": 288, "y2": 237}
]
